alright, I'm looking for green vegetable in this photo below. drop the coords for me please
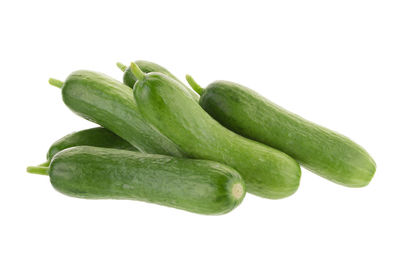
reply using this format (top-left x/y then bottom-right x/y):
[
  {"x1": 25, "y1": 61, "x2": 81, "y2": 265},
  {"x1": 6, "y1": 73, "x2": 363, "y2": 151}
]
[
  {"x1": 46, "y1": 127, "x2": 137, "y2": 162},
  {"x1": 116, "y1": 61, "x2": 199, "y2": 101},
  {"x1": 131, "y1": 63, "x2": 301, "y2": 199},
  {"x1": 27, "y1": 146, "x2": 245, "y2": 215},
  {"x1": 48, "y1": 71, "x2": 184, "y2": 157},
  {"x1": 186, "y1": 75, "x2": 376, "y2": 187}
]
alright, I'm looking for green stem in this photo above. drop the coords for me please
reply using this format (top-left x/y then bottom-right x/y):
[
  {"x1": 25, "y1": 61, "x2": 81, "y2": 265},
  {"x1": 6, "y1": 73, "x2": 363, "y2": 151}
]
[
  {"x1": 185, "y1": 75, "x2": 204, "y2": 95},
  {"x1": 27, "y1": 166, "x2": 49, "y2": 176},
  {"x1": 49, "y1": 78, "x2": 64, "y2": 88},
  {"x1": 39, "y1": 161, "x2": 50, "y2": 167},
  {"x1": 116, "y1": 62, "x2": 127, "y2": 72},
  {"x1": 130, "y1": 62, "x2": 145, "y2": 81}
]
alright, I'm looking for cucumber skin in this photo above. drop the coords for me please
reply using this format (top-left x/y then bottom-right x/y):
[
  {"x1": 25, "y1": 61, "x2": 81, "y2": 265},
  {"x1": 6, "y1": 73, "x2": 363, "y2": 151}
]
[
  {"x1": 199, "y1": 81, "x2": 376, "y2": 187},
  {"x1": 133, "y1": 73, "x2": 301, "y2": 199},
  {"x1": 122, "y1": 60, "x2": 199, "y2": 101},
  {"x1": 49, "y1": 146, "x2": 245, "y2": 215},
  {"x1": 47, "y1": 127, "x2": 137, "y2": 160},
  {"x1": 61, "y1": 70, "x2": 185, "y2": 157}
]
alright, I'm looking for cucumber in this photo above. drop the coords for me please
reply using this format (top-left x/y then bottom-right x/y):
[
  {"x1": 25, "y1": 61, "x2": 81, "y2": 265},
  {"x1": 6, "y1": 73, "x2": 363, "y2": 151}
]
[
  {"x1": 116, "y1": 61, "x2": 199, "y2": 101},
  {"x1": 48, "y1": 71, "x2": 185, "y2": 157},
  {"x1": 131, "y1": 63, "x2": 301, "y2": 199},
  {"x1": 27, "y1": 146, "x2": 245, "y2": 215},
  {"x1": 46, "y1": 127, "x2": 137, "y2": 161},
  {"x1": 186, "y1": 75, "x2": 376, "y2": 187}
]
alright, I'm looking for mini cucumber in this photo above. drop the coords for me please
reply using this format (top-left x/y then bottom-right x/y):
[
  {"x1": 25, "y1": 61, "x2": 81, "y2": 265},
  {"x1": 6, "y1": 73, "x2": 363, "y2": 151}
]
[
  {"x1": 48, "y1": 71, "x2": 184, "y2": 157},
  {"x1": 131, "y1": 63, "x2": 301, "y2": 199},
  {"x1": 186, "y1": 75, "x2": 376, "y2": 187},
  {"x1": 46, "y1": 127, "x2": 137, "y2": 162},
  {"x1": 116, "y1": 61, "x2": 199, "y2": 101},
  {"x1": 27, "y1": 146, "x2": 245, "y2": 215}
]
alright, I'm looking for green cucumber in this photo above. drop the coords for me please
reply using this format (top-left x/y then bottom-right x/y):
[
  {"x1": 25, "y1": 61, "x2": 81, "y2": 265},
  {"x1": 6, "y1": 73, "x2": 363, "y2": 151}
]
[
  {"x1": 116, "y1": 61, "x2": 199, "y2": 101},
  {"x1": 46, "y1": 127, "x2": 137, "y2": 162},
  {"x1": 186, "y1": 75, "x2": 376, "y2": 187},
  {"x1": 27, "y1": 146, "x2": 245, "y2": 215},
  {"x1": 48, "y1": 71, "x2": 184, "y2": 157},
  {"x1": 131, "y1": 63, "x2": 301, "y2": 199}
]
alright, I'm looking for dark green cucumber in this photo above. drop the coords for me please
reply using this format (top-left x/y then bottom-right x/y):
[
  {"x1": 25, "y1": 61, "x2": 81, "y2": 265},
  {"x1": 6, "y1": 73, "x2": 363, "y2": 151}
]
[
  {"x1": 131, "y1": 63, "x2": 301, "y2": 199},
  {"x1": 48, "y1": 71, "x2": 184, "y2": 157},
  {"x1": 46, "y1": 127, "x2": 137, "y2": 161},
  {"x1": 186, "y1": 75, "x2": 376, "y2": 187},
  {"x1": 27, "y1": 146, "x2": 245, "y2": 215},
  {"x1": 116, "y1": 61, "x2": 199, "y2": 101}
]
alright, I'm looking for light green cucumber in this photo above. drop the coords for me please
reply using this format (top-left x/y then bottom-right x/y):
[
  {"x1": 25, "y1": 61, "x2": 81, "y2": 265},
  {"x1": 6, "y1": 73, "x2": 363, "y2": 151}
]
[
  {"x1": 131, "y1": 63, "x2": 301, "y2": 199},
  {"x1": 46, "y1": 127, "x2": 137, "y2": 162},
  {"x1": 186, "y1": 75, "x2": 376, "y2": 187},
  {"x1": 27, "y1": 146, "x2": 245, "y2": 215},
  {"x1": 48, "y1": 71, "x2": 184, "y2": 157},
  {"x1": 116, "y1": 61, "x2": 199, "y2": 101}
]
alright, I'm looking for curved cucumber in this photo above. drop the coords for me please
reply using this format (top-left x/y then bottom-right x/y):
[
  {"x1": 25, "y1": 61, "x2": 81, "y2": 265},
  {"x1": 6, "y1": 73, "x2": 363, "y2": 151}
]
[
  {"x1": 48, "y1": 71, "x2": 184, "y2": 157},
  {"x1": 186, "y1": 76, "x2": 376, "y2": 187},
  {"x1": 46, "y1": 127, "x2": 137, "y2": 161},
  {"x1": 116, "y1": 61, "x2": 199, "y2": 101},
  {"x1": 27, "y1": 146, "x2": 245, "y2": 215},
  {"x1": 131, "y1": 63, "x2": 301, "y2": 199}
]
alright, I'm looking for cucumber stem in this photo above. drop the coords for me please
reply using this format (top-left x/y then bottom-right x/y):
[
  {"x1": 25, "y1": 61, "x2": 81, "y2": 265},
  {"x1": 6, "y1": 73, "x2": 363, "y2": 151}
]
[
  {"x1": 49, "y1": 78, "x2": 64, "y2": 88},
  {"x1": 185, "y1": 75, "x2": 204, "y2": 95},
  {"x1": 39, "y1": 161, "x2": 50, "y2": 167},
  {"x1": 130, "y1": 62, "x2": 145, "y2": 81},
  {"x1": 27, "y1": 166, "x2": 49, "y2": 176},
  {"x1": 116, "y1": 62, "x2": 127, "y2": 72}
]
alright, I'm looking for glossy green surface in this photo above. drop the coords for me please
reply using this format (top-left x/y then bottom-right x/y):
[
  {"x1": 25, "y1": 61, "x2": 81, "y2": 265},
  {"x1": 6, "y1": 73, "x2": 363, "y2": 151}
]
[
  {"x1": 133, "y1": 70, "x2": 301, "y2": 199},
  {"x1": 118, "y1": 60, "x2": 199, "y2": 101},
  {"x1": 197, "y1": 80, "x2": 376, "y2": 187},
  {"x1": 48, "y1": 146, "x2": 245, "y2": 215},
  {"x1": 58, "y1": 70, "x2": 184, "y2": 156},
  {"x1": 46, "y1": 127, "x2": 137, "y2": 160}
]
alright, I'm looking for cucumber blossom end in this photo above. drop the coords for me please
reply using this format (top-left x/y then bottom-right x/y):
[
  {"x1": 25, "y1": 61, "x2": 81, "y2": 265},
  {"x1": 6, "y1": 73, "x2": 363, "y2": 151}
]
[{"x1": 232, "y1": 183, "x2": 244, "y2": 200}]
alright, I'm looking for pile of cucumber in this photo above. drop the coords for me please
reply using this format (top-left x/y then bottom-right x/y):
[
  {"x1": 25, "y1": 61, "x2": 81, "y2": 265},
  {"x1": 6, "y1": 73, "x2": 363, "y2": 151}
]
[{"x1": 27, "y1": 60, "x2": 376, "y2": 215}]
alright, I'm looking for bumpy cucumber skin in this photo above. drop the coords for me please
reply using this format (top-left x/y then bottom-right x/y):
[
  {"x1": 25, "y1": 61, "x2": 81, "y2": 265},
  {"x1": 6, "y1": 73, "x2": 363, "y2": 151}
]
[
  {"x1": 122, "y1": 60, "x2": 199, "y2": 101},
  {"x1": 61, "y1": 70, "x2": 185, "y2": 157},
  {"x1": 199, "y1": 81, "x2": 376, "y2": 187},
  {"x1": 47, "y1": 127, "x2": 137, "y2": 160},
  {"x1": 49, "y1": 146, "x2": 245, "y2": 215},
  {"x1": 134, "y1": 73, "x2": 301, "y2": 199}
]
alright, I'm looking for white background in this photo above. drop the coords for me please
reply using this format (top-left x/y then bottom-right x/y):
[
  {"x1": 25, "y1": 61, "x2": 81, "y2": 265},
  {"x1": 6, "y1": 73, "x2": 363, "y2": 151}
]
[{"x1": 1, "y1": 1, "x2": 399, "y2": 266}]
